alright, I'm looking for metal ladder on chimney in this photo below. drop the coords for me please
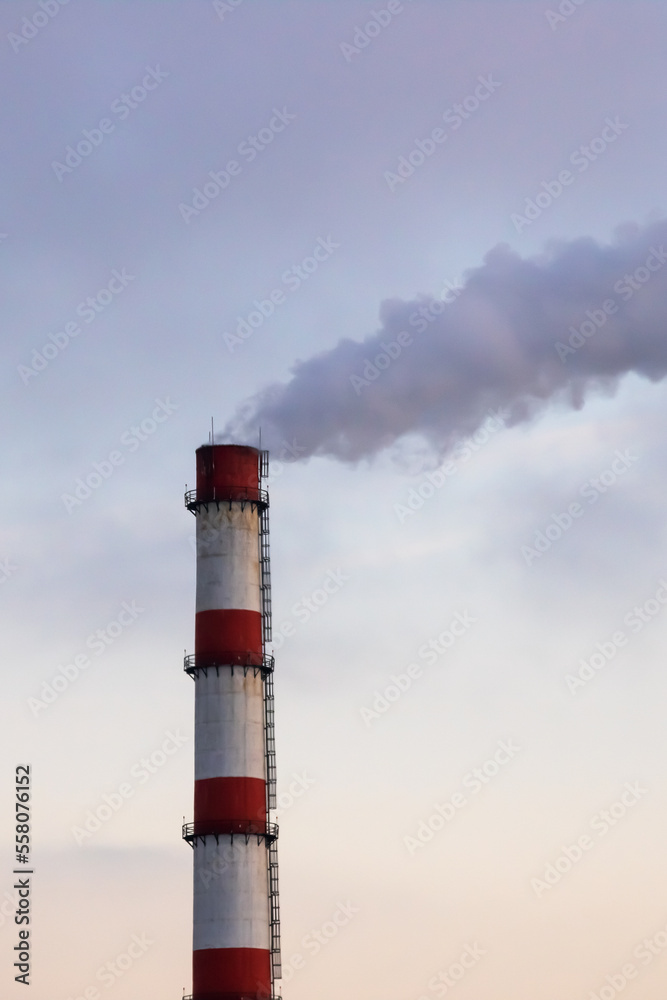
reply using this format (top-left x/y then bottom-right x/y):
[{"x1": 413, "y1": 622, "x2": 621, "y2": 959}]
[
  {"x1": 260, "y1": 506, "x2": 272, "y2": 645},
  {"x1": 268, "y1": 837, "x2": 282, "y2": 983},
  {"x1": 264, "y1": 668, "x2": 277, "y2": 810},
  {"x1": 264, "y1": 641, "x2": 281, "y2": 986},
  {"x1": 260, "y1": 448, "x2": 281, "y2": 988}
]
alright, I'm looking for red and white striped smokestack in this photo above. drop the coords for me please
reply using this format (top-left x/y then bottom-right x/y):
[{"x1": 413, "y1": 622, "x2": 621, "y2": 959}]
[{"x1": 183, "y1": 443, "x2": 280, "y2": 1000}]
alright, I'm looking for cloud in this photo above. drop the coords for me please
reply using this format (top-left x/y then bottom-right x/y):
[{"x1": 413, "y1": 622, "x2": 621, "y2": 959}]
[{"x1": 223, "y1": 220, "x2": 667, "y2": 462}]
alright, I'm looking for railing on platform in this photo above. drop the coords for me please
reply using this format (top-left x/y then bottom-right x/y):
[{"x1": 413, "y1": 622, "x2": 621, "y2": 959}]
[
  {"x1": 182, "y1": 820, "x2": 278, "y2": 844},
  {"x1": 183, "y1": 654, "x2": 274, "y2": 677},
  {"x1": 184, "y1": 487, "x2": 269, "y2": 512},
  {"x1": 183, "y1": 994, "x2": 281, "y2": 1000}
]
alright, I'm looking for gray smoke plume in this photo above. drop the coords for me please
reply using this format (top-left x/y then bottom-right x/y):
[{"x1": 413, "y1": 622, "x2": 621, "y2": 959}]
[{"x1": 223, "y1": 220, "x2": 667, "y2": 462}]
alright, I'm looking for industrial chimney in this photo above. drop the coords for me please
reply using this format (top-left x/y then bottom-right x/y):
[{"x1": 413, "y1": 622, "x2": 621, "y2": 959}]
[{"x1": 182, "y1": 443, "x2": 281, "y2": 1000}]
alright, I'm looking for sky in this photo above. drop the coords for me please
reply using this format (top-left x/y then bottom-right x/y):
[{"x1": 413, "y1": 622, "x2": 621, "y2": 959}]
[{"x1": 3, "y1": 1, "x2": 667, "y2": 998}]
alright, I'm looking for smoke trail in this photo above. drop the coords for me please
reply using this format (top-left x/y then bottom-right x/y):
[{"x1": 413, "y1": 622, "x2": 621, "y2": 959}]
[{"x1": 223, "y1": 220, "x2": 667, "y2": 462}]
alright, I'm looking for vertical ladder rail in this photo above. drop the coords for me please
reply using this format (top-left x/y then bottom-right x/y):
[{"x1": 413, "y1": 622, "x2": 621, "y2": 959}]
[
  {"x1": 264, "y1": 656, "x2": 281, "y2": 984},
  {"x1": 268, "y1": 838, "x2": 282, "y2": 981},
  {"x1": 264, "y1": 668, "x2": 277, "y2": 811},
  {"x1": 260, "y1": 449, "x2": 270, "y2": 479},
  {"x1": 260, "y1": 449, "x2": 281, "y2": 987},
  {"x1": 259, "y1": 506, "x2": 272, "y2": 645}
]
